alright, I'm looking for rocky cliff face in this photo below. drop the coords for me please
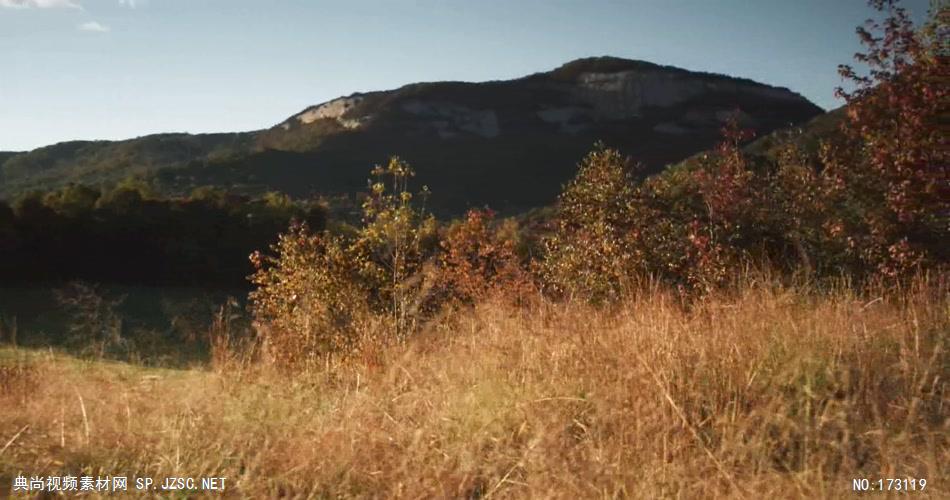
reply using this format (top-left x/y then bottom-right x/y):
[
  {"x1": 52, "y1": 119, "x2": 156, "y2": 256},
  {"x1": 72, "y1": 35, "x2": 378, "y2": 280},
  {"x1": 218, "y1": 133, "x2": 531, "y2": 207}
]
[
  {"x1": 286, "y1": 96, "x2": 368, "y2": 129},
  {"x1": 2, "y1": 57, "x2": 823, "y2": 215},
  {"x1": 271, "y1": 58, "x2": 818, "y2": 143}
]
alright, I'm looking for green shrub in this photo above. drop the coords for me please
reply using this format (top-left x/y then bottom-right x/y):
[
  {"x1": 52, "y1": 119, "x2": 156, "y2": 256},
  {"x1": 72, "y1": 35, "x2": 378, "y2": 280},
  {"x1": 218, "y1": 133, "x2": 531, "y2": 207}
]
[
  {"x1": 350, "y1": 157, "x2": 441, "y2": 338},
  {"x1": 540, "y1": 145, "x2": 641, "y2": 302}
]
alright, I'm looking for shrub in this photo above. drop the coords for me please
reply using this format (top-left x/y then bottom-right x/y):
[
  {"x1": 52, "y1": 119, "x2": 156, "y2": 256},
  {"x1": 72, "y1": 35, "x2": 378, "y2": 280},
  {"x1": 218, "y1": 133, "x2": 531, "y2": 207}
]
[
  {"x1": 641, "y1": 121, "x2": 761, "y2": 293},
  {"x1": 539, "y1": 129, "x2": 769, "y2": 299},
  {"x1": 437, "y1": 208, "x2": 531, "y2": 304},
  {"x1": 54, "y1": 282, "x2": 130, "y2": 359},
  {"x1": 760, "y1": 142, "x2": 837, "y2": 274},
  {"x1": 350, "y1": 157, "x2": 441, "y2": 338},
  {"x1": 249, "y1": 157, "x2": 440, "y2": 367},
  {"x1": 249, "y1": 222, "x2": 367, "y2": 367},
  {"x1": 822, "y1": 0, "x2": 949, "y2": 277},
  {"x1": 540, "y1": 144, "x2": 641, "y2": 301}
]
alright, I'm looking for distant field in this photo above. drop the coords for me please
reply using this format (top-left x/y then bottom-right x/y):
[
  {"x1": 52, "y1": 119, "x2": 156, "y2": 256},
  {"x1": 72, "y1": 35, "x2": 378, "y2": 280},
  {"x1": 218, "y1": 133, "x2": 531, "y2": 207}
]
[
  {"x1": 0, "y1": 285, "x2": 246, "y2": 367},
  {"x1": 1, "y1": 280, "x2": 945, "y2": 498}
]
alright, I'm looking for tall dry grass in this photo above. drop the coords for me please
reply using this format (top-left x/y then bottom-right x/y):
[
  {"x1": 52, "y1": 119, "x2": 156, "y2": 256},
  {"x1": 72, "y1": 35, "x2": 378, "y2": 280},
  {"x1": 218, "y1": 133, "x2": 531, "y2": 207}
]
[{"x1": 1, "y1": 277, "x2": 947, "y2": 498}]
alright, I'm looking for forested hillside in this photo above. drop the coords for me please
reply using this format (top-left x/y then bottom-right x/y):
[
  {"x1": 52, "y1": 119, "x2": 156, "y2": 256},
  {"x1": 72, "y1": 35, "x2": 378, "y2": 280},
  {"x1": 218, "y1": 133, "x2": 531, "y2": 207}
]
[{"x1": 1, "y1": 57, "x2": 822, "y2": 215}]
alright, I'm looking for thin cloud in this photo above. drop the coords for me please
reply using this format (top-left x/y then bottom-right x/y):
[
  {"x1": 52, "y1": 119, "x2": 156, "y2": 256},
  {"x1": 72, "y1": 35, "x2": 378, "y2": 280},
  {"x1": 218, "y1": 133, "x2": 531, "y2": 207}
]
[
  {"x1": 78, "y1": 20, "x2": 109, "y2": 32},
  {"x1": 118, "y1": 0, "x2": 137, "y2": 7},
  {"x1": 0, "y1": 0, "x2": 81, "y2": 8}
]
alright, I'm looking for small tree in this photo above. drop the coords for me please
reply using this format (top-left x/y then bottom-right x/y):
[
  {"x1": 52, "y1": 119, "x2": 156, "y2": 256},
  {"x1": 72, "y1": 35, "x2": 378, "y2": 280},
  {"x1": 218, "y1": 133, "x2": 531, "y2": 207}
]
[
  {"x1": 683, "y1": 120, "x2": 762, "y2": 290},
  {"x1": 351, "y1": 157, "x2": 439, "y2": 338},
  {"x1": 249, "y1": 157, "x2": 440, "y2": 368},
  {"x1": 249, "y1": 222, "x2": 366, "y2": 367},
  {"x1": 824, "y1": 0, "x2": 949, "y2": 276},
  {"x1": 541, "y1": 144, "x2": 640, "y2": 302}
]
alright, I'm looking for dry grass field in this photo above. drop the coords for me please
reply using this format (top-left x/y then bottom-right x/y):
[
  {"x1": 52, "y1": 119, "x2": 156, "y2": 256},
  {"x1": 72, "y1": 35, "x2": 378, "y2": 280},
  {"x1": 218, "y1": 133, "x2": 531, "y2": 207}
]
[{"x1": 1, "y1": 277, "x2": 946, "y2": 498}]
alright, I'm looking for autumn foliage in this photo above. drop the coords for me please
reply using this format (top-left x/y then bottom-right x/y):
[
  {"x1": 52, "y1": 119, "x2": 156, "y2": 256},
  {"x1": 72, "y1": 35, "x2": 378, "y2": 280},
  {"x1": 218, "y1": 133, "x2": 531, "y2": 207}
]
[
  {"x1": 437, "y1": 208, "x2": 530, "y2": 304},
  {"x1": 823, "y1": 0, "x2": 948, "y2": 276},
  {"x1": 248, "y1": 158, "x2": 533, "y2": 367},
  {"x1": 248, "y1": 1, "x2": 947, "y2": 367}
]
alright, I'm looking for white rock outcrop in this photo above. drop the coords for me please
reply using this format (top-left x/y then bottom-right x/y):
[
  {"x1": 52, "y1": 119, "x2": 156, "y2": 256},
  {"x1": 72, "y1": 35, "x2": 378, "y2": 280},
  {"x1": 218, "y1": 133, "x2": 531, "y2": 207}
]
[
  {"x1": 571, "y1": 70, "x2": 805, "y2": 121},
  {"x1": 401, "y1": 100, "x2": 500, "y2": 138},
  {"x1": 289, "y1": 96, "x2": 367, "y2": 130}
]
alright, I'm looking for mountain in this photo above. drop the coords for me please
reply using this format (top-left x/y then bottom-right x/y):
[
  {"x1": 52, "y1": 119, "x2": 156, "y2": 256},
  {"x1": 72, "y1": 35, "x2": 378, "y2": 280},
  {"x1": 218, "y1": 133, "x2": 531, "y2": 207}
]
[
  {"x1": 0, "y1": 151, "x2": 21, "y2": 167},
  {"x1": 0, "y1": 134, "x2": 255, "y2": 201},
  {"x1": 0, "y1": 57, "x2": 824, "y2": 215},
  {"x1": 662, "y1": 105, "x2": 847, "y2": 176},
  {"x1": 743, "y1": 105, "x2": 846, "y2": 159}
]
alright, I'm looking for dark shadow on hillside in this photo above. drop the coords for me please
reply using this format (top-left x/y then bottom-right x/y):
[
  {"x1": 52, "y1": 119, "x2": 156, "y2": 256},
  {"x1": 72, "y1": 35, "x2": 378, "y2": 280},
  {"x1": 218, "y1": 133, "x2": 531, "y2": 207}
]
[{"x1": 0, "y1": 283, "x2": 251, "y2": 369}]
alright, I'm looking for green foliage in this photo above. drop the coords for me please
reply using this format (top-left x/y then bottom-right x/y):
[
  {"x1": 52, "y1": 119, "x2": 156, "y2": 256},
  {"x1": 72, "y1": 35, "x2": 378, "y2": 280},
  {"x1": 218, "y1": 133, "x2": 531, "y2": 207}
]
[
  {"x1": 261, "y1": 191, "x2": 295, "y2": 211},
  {"x1": 12, "y1": 191, "x2": 51, "y2": 218},
  {"x1": 189, "y1": 186, "x2": 230, "y2": 207},
  {"x1": 42, "y1": 184, "x2": 100, "y2": 217},
  {"x1": 0, "y1": 183, "x2": 325, "y2": 287},
  {"x1": 351, "y1": 157, "x2": 440, "y2": 337},
  {"x1": 541, "y1": 145, "x2": 640, "y2": 301},
  {"x1": 95, "y1": 177, "x2": 155, "y2": 212},
  {"x1": 0, "y1": 133, "x2": 256, "y2": 201}
]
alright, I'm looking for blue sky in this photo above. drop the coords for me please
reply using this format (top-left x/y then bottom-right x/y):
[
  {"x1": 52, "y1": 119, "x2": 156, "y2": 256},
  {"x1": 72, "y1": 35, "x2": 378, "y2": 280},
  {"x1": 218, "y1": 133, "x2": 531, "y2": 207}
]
[{"x1": 0, "y1": 0, "x2": 933, "y2": 151}]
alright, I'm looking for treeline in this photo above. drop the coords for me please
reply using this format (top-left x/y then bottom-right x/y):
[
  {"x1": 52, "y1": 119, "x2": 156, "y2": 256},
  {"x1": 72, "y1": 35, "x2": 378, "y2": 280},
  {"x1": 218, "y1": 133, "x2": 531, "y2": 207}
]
[{"x1": 0, "y1": 181, "x2": 326, "y2": 287}]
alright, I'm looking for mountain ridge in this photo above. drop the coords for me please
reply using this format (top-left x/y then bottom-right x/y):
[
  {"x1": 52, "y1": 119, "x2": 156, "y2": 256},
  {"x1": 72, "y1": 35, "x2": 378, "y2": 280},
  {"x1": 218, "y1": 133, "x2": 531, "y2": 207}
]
[{"x1": 1, "y1": 56, "x2": 824, "y2": 215}]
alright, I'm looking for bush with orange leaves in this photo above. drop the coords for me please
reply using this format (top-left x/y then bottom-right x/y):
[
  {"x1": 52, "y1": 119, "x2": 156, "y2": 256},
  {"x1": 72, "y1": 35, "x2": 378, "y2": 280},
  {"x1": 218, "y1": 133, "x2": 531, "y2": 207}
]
[
  {"x1": 437, "y1": 208, "x2": 532, "y2": 305},
  {"x1": 248, "y1": 222, "x2": 368, "y2": 367}
]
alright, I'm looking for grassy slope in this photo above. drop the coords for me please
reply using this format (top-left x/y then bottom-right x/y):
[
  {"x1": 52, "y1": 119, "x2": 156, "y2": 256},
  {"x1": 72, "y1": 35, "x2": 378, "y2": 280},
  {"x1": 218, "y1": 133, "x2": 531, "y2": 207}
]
[{"x1": 1, "y1": 280, "x2": 946, "y2": 498}]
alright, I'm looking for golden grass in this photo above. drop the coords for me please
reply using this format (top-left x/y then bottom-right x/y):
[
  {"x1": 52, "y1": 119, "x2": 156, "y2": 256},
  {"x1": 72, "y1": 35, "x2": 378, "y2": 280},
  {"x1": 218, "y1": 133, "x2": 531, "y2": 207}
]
[{"x1": 1, "y1": 279, "x2": 947, "y2": 498}]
